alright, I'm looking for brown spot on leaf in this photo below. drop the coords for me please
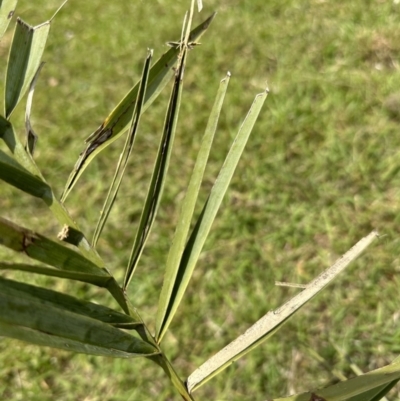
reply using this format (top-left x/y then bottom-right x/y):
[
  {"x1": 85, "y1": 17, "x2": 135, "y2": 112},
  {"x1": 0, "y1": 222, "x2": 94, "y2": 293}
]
[{"x1": 8, "y1": 10, "x2": 14, "y2": 19}]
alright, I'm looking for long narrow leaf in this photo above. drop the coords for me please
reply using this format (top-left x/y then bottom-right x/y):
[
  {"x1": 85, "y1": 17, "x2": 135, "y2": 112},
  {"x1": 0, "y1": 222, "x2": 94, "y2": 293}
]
[
  {"x1": 0, "y1": 0, "x2": 17, "y2": 39},
  {"x1": 156, "y1": 88, "x2": 268, "y2": 343},
  {"x1": 345, "y1": 382, "x2": 398, "y2": 401},
  {"x1": 155, "y1": 73, "x2": 231, "y2": 342},
  {"x1": 0, "y1": 217, "x2": 110, "y2": 277},
  {"x1": 272, "y1": 356, "x2": 400, "y2": 401},
  {"x1": 186, "y1": 231, "x2": 379, "y2": 392},
  {"x1": 123, "y1": 47, "x2": 188, "y2": 290},
  {"x1": 5, "y1": 18, "x2": 50, "y2": 118},
  {"x1": 0, "y1": 277, "x2": 158, "y2": 357},
  {"x1": 3, "y1": 1, "x2": 68, "y2": 115},
  {"x1": 0, "y1": 277, "x2": 140, "y2": 328},
  {"x1": 60, "y1": 12, "x2": 216, "y2": 202},
  {"x1": 93, "y1": 49, "x2": 153, "y2": 247},
  {"x1": 149, "y1": 354, "x2": 195, "y2": 401},
  {"x1": 0, "y1": 262, "x2": 112, "y2": 287},
  {"x1": 0, "y1": 116, "x2": 104, "y2": 266}
]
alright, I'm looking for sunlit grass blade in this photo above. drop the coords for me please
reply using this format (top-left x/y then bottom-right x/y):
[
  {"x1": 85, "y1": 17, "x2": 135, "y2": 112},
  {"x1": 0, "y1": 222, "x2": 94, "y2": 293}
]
[
  {"x1": 5, "y1": 18, "x2": 50, "y2": 118},
  {"x1": 156, "y1": 89, "x2": 268, "y2": 344},
  {"x1": 0, "y1": 116, "x2": 103, "y2": 265},
  {"x1": 272, "y1": 356, "x2": 400, "y2": 401},
  {"x1": 186, "y1": 231, "x2": 379, "y2": 393},
  {"x1": 93, "y1": 49, "x2": 153, "y2": 247},
  {"x1": 0, "y1": 277, "x2": 158, "y2": 357},
  {"x1": 155, "y1": 72, "x2": 231, "y2": 342},
  {"x1": 123, "y1": 49, "x2": 188, "y2": 291},
  {"x1": 0, "y1": 0, "x2": 17, "y2": 39},
  {"x1": 0, "y1": 276, "x2": 141, "y2": 328},
  {"x1": 60, "y1": 12, "x2": 216, "y2": 202},
  {"x1": 0, "y1": 216, "x2": 110, "y2": 277}
]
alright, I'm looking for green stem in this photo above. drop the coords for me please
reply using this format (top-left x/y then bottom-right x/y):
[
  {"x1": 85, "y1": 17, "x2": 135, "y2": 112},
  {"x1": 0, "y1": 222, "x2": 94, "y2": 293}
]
[{"x1": 131, "y1": 315, "x2": 194, "y2": 400}]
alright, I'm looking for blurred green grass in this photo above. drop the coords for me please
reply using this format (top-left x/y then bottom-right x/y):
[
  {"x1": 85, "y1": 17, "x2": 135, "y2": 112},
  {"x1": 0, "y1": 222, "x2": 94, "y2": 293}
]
[{"x1": 1, "y1": 0, "x2": 400, "y2": 400}]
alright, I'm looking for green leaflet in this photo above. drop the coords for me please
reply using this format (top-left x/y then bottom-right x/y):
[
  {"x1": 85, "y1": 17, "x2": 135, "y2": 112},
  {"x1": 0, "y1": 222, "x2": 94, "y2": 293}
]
[
  {"x1": 93, "y1": 49, "x2": 153, "y2": 247},
  {"x1": 0, "y1": 0, "x2": 17, "y2": 39},
  {"x1": 61, "y1": 12, "x2": 216, "y2": 202},
  {"x1": 0, "y1": 216, "x2": 110, "y2": 277},
  {"x1": 0, "y1": 277, "x2": 140, "y2": 328},
  {"x1": 123, "y1": 46, "x2": 188, "y2": 290},
  {"x1": 3, "y1": 0, "x2": 67, "y2": 117},
  {"x1": 0, "y1": 261, "x2": 113, "y2": 287},
  {"x1": 156, "y1": 88, "x2": 268, "y2": 343},
  {"x1": 271, "y1": 357, "x2": 400, "y2": 401},
  {"x1": 5, "y1": 18, "x2": 50, "y2": 118},
  {"x1": 187, "y1": 231, "x2": 378, "y2": 392},
  {"x1": 0, "y1": 116, "x2": 104, "y2": 266},
  {"x1": 0, "y1": 119, "x2": 135, "y2": 315},
  {"x1": 155, "y1": 73, "x2": 231, "y2": 342},
  {"x1": 0, "y1": 277, "x2": 157, "y2": 357}
]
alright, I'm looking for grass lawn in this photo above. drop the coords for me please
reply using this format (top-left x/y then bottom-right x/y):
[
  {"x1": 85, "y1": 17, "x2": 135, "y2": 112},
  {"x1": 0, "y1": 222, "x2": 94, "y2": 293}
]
[{"x1": 1, "y1": 0, "x2": 400, "y2": 400}]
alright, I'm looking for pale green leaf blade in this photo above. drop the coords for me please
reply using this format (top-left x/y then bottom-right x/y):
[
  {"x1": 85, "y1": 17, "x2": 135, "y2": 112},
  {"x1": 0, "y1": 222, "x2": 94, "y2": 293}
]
[
  {"x1": 0, "y1": 262, "x2": 112, "y2": 287},
  {"x1": 60, "y1": 12, "x2": 216, "y2": 202},
  {"x1": 0, "y1": 0, "x2": 17, "y2": 39},
  {"x1": 93, "y1": 49, "x2": 153, "y2": 247},
  {"x1": 0, "y1": 277, "x2": 140, "y2": 328},
  {"x1": 0, "y1": 114, "x2": 39, "y2": 175},
  {"x1": 0, "y1": 116, "x2": 104, "y2": 266},
  {"x1": 5, "y1": 18, "x2": 50, "y2": 118},
  {"x1": 345, "y1": 382, "x2": 397, "y2": 401},
  {"x1": 0, "y1": 277, "x2": 157, "y2": 357},
  {"x1": 156, "y1": 88, "x2": 268, "y2": 343},
  {"x1": 271, "y1": 356, "x2": 400, "y2": 401},
  {"x1": 155, "y1": 73, "x2": 231, "y2": 342},
  {"x1": 123, "y1": 48, "x2": 188, "y2": 291},
  {"x1": 0, "y1": 214, "x2": 132, "y2": 316},
  {"x1": 0, "y1": 216, "x2": 110, "y2": 277},
  {"x1": 187, "y1": 231, "x2": 378, "y2": 392}
]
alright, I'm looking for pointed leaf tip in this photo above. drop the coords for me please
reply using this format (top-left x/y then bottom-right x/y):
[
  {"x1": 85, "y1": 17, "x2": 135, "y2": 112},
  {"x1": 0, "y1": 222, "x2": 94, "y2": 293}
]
[
  {"x1": 5, "y1": 18, "x2": 50, "y2": 118},
  {"x1": 62, "y1": 13, "x2": 216, "y2": 201}
]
